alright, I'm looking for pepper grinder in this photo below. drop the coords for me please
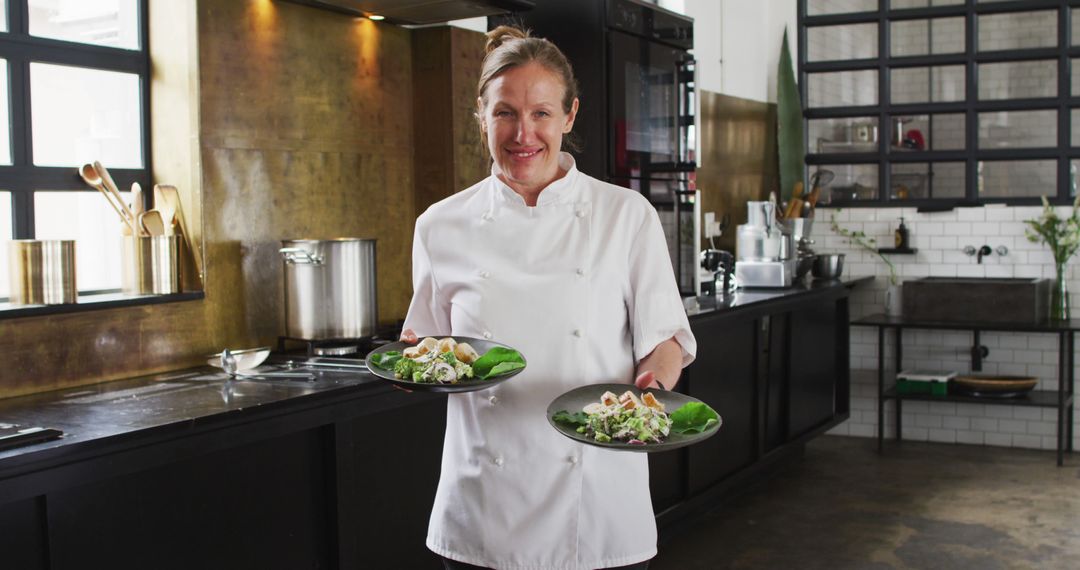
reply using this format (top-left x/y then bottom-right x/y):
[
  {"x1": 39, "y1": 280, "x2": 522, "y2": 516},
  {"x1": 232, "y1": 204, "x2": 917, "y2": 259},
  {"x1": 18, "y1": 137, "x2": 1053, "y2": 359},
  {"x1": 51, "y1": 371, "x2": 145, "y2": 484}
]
[{"x1": 894, "y1": 216, "x2": 909, "y2": 249}]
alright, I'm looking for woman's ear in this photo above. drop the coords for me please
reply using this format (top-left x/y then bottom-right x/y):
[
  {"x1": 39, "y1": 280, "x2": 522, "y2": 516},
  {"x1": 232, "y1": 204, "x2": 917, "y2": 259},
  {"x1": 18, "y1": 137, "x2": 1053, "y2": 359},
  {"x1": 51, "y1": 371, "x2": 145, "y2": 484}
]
[
  {"x1": 476, "y1": 97, "x2": 486, "y2": 132},
  {"x1": 564, "y1": 98, "x2": 580, "y2": 133}
]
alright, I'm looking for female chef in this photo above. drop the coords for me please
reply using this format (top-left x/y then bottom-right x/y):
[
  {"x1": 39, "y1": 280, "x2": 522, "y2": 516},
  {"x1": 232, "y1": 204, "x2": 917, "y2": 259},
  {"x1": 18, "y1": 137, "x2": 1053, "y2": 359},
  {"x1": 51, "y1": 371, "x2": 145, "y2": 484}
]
[{"x1": 401, "y1": 25, "x2": 697, "y2": 570}]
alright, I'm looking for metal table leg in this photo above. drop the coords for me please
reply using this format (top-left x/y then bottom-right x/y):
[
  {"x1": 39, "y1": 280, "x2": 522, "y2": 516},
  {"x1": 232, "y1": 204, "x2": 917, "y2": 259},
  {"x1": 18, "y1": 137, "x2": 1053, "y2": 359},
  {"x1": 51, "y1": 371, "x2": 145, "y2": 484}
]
[
  {"x1": 1058, "y1": 332, "x2": 1066, "y2": 467},
  {"x1": 878, "y1": 326, "x2": 885, "y2": 452},
  {"x1": 895, "y1": 327, "x2": 903, "y2": 442},
  {"x1": 1070, "y1": 331, "x2": 1075, "y2": 454}
]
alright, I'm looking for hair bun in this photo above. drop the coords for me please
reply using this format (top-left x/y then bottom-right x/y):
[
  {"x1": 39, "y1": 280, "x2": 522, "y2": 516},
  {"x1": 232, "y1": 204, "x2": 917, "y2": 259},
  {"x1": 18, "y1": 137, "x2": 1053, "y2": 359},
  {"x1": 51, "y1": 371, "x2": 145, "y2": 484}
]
[{"x1": 485, "y1": 25, "x2": 529, "y2": 54}]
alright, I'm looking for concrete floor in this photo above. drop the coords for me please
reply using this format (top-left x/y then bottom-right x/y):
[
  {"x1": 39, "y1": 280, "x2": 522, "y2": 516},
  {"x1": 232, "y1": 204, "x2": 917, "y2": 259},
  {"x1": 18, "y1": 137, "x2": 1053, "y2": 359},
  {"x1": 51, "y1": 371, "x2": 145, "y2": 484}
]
[{"x1": 652, "y1": 436, "x2": 1080, "y2": 570}]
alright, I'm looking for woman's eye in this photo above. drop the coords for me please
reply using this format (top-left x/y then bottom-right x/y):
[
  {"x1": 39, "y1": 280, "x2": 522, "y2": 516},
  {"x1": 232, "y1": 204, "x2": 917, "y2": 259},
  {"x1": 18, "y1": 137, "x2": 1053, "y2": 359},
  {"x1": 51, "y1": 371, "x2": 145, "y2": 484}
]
[
  {"x1": 495, "y1": 110, "x2": 513, "y2": 118},
  {"x1": 535, "y1": 111, "x2": 550, "y2": 118}
]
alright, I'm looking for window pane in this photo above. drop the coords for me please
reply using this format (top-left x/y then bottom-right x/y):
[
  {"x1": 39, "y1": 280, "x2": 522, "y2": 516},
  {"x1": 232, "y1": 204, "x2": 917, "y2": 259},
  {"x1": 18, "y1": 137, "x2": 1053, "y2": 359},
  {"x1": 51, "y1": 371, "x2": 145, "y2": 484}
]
[
  {"x1": 825, "y1": 164, "x2": 879, "y2": 202},
  {"x1": 0, "y1": 191, "x2": 10, "y2": 299},
  {"x1": 0, "y1": 0, "x2": 6, "y2": 32},
  {"x1": 891, "y1": 18, "x2": 964, "y2": 57},
  {"x1": 809, "y1": 117, "x2": 879, "y2": 153},
  {"x1": 807, "y1": 70, "x2": 878, "y2": 108},
  {"x1": 31, "y1": 62, "x2": 142, "y2": 168},
  {"x1": 34, "y1": 190, "x2": 132, "y2": 292},
  {"x1": 891, "y1": 0, "x2": 963, "y2": 8},
  {"x1": 29, "y1": 0, "x2": 139, "y2": 50},
  {"x1": 890, "y1": 114, "x2": 965, "y2": 151},
  {"x1": 0, "y1": 59, "x2": 9, "y2": 166},
  {"x1": 891, "y1": 162, "x2": 965, "y2": 200},
  {"x1": 1073, "y1": 59, "x2": 1080, "y2": 96},
  {"x1": 978, "y1": 160, "x2": 1056, "y2": 198},
  {"x1": 978, "y1": 110, "x2": 1056, "y2": 149},
  {"x1": 1072, "y1": 110, "x2": 1080, "y2": 146},
  {"x1": 978, "y1": 11, "x2": 1057, "y2": 52},
  {"x1": 978, "y1": 60, "x2": 1057, "y2": 100},
  {"x1": 1073, "y1": 8, "x2": 1080, "y2": 46},
  {"x1": 890, "y1": 65, "x2": 964, "y2": 104},
  {"x1": 808, "y1": 23, "x2": 877, "y2": 62},
  {"x1": 807, "y1": 0, "x2": 877, "y2": 16}
]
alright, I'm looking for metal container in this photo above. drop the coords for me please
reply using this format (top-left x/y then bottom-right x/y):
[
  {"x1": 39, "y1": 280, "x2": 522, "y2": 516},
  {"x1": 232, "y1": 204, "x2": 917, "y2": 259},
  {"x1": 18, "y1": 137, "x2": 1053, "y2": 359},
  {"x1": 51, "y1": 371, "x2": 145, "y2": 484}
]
[
  {"x1": 122, "y1": 236, "x2": 181, "y2": 295},
  {"x1": 280, "y1": 238, "x2": 377, "y2": 340},
  {"x1": 812, "y1": 253, "x2": 845, "y2": 280},
  {"x1": 8, "y1": 240, "x2": 76, "y2": 304}
]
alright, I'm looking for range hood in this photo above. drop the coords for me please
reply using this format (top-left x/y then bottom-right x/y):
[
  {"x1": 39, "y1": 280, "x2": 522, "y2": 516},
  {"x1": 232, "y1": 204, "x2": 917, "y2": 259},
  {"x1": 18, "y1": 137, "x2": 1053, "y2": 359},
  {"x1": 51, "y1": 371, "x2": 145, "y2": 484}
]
[{"x1": 282, "y1": 0, "x2": 534, "y2": 25}]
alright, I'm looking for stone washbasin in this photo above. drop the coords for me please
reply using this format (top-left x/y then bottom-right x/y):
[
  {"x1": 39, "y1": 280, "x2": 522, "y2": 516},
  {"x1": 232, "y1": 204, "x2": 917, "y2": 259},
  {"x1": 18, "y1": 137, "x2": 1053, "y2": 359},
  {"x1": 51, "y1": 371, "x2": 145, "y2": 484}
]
[{"x1": 901, "y1": 277, "x2": 1051, "y2": 323}]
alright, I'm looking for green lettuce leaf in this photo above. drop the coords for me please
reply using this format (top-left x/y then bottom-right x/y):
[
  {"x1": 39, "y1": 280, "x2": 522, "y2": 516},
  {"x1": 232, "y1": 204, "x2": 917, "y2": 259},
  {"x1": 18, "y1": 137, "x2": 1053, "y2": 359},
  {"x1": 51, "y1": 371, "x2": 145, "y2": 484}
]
[
  {"x1": 472, "y1": 347, "x2": 526, "y2": 379},
  {"x1": 370, "y1": 351, "x2": 401, "y2": 371},
  {"x1": 552, "y1": 410, "x2": 588, "y2": 427},
  {"x1": 670, "y1": 402, "x2": 720, "y2": 434}
]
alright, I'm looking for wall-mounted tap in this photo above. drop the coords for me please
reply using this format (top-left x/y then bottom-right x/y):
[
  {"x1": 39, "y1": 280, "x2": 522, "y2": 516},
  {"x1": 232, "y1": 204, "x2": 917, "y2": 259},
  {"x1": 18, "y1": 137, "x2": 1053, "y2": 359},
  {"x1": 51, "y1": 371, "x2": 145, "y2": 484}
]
[{"x1": 963, "y1": 244, "x2": 1001, "y2": 264}]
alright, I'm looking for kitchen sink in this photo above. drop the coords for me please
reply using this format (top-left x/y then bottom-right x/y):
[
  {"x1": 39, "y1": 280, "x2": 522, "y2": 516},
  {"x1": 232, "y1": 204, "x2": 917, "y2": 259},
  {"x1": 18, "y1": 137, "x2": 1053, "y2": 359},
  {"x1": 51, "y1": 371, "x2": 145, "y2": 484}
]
[{"x1": 901, "y1": 276, "x2": 1051, "y2": 323}]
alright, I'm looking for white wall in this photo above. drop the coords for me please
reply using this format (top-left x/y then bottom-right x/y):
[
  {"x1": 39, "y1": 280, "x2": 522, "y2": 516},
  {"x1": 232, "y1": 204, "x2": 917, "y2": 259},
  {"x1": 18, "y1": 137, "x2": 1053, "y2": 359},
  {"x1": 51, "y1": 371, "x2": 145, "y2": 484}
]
[{"x1": 677, "y1": 0, "x2": 797, "y2": 102}]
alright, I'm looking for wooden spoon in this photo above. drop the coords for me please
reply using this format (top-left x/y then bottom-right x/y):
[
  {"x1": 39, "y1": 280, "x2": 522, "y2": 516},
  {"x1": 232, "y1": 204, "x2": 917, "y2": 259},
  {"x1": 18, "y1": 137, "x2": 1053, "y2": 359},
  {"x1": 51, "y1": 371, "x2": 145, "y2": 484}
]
[
  {"x1": 139, "y1": 210, "x2": 166, "y2": 236},
  {"x1": 131, "y1": 182, "x2": 144, "y2": 216},
  {"x1": 80, "y1": 163, "x2": 137, "y2": 234}
]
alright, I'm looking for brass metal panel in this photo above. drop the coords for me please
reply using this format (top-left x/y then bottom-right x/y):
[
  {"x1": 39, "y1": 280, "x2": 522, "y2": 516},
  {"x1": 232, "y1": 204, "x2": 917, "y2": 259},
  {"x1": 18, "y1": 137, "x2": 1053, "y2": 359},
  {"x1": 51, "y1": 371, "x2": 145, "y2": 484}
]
[
  {"x1": 696, "y1": 91, "x2": 778, "y2": 253},
  {"x1": 449, "y1": 27, "x2": 489, "y2": 193},
  {"x1": 0, "y1": 0, "x2": 424, "y2": 398}
]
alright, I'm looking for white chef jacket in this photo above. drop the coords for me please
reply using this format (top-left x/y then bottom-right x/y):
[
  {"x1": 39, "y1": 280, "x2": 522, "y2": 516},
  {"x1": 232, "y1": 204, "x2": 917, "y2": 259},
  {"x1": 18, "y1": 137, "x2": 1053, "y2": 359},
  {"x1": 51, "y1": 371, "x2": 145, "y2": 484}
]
[{"x1": 403, "y1": 153, "x2": 696, "y2": 570}]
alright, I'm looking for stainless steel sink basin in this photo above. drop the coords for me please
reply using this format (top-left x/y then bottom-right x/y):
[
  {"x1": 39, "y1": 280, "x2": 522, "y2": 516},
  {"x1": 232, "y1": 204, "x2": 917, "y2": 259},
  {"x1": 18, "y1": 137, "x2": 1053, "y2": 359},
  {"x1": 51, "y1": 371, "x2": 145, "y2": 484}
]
[{"x1": 902, "y1": 276, "x2": 1050, "y2": 322}]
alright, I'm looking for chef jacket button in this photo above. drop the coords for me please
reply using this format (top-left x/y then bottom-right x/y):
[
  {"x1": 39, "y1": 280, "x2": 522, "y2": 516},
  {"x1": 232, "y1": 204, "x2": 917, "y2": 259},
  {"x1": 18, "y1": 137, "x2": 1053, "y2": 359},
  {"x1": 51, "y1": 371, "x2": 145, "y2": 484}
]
[
  {"x1": 479, "y1": 270, "x2": 490, "y2": 279},
  {"x1": 481, "y1": 212, "x2": 493, "y2": 221},
  {"x1": 568, "y1": 456, "x2": 578, "y2": 465},
  {"x1": 575, "y1": 209, "x2": 585, "y2": 218},
  {"x1": 575, "y1": 268, "x2": 585, "y2": 277},
  {"x1": 489, "y1": 395, "x2": 499, "y2": 405},
  {"x1": 573, "y1": 329, "x2": 583, "y2": 338},
  {"x1": 493, "y1": 456, "x2": 504, "y2": 467},
  {"x1": 483, "y1": 331, "x2": 492, "y2": 340}
]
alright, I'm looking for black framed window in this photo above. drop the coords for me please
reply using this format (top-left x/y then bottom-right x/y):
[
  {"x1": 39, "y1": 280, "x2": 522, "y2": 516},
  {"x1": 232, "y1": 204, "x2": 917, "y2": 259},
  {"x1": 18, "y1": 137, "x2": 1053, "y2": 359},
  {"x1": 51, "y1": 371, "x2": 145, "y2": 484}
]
[
  {"x1": 0, "y1": 0, "x2": 150, "y2": 297},
  {"x1": 799, "y1": 0, "x2": 1080, "y2": 208}
]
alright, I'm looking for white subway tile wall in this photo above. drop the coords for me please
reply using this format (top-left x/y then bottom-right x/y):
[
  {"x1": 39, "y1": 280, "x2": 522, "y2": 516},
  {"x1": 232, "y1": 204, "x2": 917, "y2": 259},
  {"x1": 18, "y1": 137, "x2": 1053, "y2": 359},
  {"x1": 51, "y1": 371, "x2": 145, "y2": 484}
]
[{"x1": 818, "y1": 206, "x2": 1080, "y2": 451}]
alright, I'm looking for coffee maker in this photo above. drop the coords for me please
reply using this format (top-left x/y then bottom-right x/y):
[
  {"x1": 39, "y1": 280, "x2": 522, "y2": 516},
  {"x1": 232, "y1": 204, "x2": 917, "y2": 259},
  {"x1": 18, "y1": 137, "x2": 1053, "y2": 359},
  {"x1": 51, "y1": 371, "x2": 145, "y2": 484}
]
[{"x1": 734, "y1": 201, "x2": 796, "y2": 288}]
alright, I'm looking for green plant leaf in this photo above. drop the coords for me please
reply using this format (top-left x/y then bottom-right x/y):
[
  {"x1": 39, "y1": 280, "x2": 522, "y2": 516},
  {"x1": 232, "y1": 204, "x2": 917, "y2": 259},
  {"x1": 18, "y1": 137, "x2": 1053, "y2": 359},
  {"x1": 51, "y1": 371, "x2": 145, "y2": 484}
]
[
  {"x1": 370, "y1": 351, "x2": 401, "y2": 370},
  {"x1": 670, "y1": 402, "x2": 720, "y2": 434},
  {"x1": 552, "y1": 410, "x2": 589, "y2": 427},
  {"x1": 777, "y1": 27, "x2": 806, "y2": 203}
]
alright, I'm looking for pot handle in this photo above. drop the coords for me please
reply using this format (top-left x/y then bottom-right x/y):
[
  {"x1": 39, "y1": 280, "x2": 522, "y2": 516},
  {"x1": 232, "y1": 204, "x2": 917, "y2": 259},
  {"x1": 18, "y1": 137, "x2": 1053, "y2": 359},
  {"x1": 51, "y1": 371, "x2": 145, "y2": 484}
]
[{"x1": 279, "y1": 247, "x2": 324, "y2": 265}]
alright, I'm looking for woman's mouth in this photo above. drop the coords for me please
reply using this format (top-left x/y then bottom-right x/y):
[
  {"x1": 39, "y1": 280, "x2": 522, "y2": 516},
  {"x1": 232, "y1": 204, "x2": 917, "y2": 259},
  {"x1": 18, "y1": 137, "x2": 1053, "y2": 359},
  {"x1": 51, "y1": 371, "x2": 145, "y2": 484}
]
[{"x1": 508, "y1": 147, "x2": 542, "y2": 159}]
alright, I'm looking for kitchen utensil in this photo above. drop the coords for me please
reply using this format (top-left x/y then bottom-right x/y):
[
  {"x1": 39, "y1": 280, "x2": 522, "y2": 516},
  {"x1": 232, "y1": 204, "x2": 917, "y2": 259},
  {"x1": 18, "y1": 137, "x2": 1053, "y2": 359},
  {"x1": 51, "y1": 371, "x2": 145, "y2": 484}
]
[
  {"x1": 210, "y1": 347, "x2": 314, "y2": 380},
  {"x1": 131, "y1": 182, "x2": 144, "y2": 217},
  {"x1": 280, "y1": 238, "x2": 378, "y2": 340},
  {"x1": 8, "y1": 240, "x2": 77, "y2": 304},
  {"x1": 365, "y1": 336, "x2": 527, "y2": 393},
  {"x1": 79, "y1": 163, "x2": 137, "y2": 234},
  {"x1": 811, "y1": 253, "x2": 845, "y2": 280},
  {"x1": 122, "y1": 235, "x2": 181, "y2": 294},
  {"x1": 153, "y1": 184, "x2": 201, "y2": 285},
  {"x1": 139, "y1": 210, "x2": 166, "y2": 236},
  {"x1": 951, "y1": 375, "x2": 1038, "y2": 398},
  {"x1": 546, "y1": 383, "x2": 722, "y2": 453},
  {"x1": 94, "y1": 161, "x2": 137, "y2": 226}
]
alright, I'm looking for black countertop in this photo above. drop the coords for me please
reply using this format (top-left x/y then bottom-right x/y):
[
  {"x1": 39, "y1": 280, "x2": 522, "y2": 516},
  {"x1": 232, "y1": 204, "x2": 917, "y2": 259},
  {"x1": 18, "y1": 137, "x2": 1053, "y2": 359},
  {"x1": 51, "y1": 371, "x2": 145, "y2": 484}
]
[{"x1": 0, "y1": 277, "x2": 870, "y2": 470}]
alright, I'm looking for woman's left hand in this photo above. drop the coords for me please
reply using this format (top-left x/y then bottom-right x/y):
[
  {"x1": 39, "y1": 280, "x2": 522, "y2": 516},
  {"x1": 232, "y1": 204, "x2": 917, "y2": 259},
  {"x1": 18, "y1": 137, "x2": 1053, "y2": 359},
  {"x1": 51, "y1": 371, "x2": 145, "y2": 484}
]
[{"x1": 634, "y1": 370, "x2": 665, "y2": 391}]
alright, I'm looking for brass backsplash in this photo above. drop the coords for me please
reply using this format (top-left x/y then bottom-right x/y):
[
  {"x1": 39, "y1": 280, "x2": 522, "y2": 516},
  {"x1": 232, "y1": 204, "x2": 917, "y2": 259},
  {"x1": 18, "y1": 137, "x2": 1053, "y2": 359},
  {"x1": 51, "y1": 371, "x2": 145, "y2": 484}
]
[
  {"x1": 696, "y1": 91, "x2": 778, "y2": 253},
  {"x1": 0, "y1": 0, "x2": 485, "y2": 398}
]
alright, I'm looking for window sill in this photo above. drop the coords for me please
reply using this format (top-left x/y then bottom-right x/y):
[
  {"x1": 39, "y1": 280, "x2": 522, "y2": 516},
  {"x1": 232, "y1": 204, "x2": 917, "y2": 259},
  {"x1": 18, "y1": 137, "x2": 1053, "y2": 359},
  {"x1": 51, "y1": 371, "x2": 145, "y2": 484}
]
[{"x1": 0, "y1": 291, "x2": 205, "y2": 319}]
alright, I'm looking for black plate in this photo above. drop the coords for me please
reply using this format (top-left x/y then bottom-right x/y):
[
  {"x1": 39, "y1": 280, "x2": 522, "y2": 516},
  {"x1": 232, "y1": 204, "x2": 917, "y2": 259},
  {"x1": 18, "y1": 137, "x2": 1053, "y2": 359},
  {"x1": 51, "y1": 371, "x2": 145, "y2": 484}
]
[
  {"x1": 546, "y1": 383, "x2": 722, "y2": 453},
  {"x1": 364, "y1": 336, "x2": 526, "y2": 393}
]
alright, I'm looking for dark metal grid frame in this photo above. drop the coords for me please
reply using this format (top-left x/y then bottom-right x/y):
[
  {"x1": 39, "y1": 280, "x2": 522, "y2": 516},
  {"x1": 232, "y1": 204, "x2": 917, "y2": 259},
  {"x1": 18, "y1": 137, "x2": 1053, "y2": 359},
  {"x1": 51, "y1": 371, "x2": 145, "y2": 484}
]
[
  {"x1": 798, "y1": 0, "x2": 1080, "y2": 207},
  {"x1": 0, "y1": 0, "x2": 151, "y2": 238}
]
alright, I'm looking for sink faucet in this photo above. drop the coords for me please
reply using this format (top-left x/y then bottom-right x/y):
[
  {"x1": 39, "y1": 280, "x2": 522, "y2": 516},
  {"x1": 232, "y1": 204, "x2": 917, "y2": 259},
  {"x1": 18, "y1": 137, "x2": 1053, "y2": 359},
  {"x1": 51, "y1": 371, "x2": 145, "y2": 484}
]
[{"x1": 977, "y1": 245, "x2": 992, "y2": 264}]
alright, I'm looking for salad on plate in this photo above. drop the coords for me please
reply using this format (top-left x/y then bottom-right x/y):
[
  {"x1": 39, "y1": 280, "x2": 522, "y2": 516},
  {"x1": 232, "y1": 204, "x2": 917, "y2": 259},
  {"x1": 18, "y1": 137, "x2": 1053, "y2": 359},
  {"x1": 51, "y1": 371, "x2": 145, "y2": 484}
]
[
  {"x1": 553, "y1": 389, "x2": 720, "y2": 446},
  {"x1": 369, "y1": 336, "x2": 524, "y2": 385}
]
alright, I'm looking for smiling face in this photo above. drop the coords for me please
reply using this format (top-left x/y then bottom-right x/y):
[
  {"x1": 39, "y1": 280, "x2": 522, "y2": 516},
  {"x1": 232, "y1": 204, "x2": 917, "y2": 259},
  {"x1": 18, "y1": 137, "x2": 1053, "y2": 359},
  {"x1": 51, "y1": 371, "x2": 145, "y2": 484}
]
[{"x1": 479, "y1": 61, "x2": 579, "y2": 200}]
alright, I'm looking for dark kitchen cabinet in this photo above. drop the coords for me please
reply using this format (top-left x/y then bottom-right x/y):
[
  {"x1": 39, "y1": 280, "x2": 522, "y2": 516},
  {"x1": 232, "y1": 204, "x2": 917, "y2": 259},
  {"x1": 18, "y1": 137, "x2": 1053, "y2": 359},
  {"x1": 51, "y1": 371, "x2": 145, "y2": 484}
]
[
  {"x1": 685, "y1": 312, "x2": 758, "y2": 496},
  {"x1": 653, "y1": 284, "x2": 854, "y2": 535}
]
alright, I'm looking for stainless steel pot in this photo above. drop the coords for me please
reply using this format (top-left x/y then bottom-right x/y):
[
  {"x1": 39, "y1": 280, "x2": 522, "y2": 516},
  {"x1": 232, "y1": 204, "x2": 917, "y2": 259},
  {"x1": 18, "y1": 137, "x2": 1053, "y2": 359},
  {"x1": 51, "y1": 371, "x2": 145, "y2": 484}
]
[{"x1": 280, "y1": 238, "x2": 377, "y2": 340}]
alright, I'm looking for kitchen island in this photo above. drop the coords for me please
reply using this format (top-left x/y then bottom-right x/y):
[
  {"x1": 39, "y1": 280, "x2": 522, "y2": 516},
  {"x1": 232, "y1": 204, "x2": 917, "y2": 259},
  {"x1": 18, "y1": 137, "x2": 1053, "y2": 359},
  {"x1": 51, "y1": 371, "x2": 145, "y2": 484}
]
[{"x1": 0, "y1": 278, "x2": 866, "y2": 569}]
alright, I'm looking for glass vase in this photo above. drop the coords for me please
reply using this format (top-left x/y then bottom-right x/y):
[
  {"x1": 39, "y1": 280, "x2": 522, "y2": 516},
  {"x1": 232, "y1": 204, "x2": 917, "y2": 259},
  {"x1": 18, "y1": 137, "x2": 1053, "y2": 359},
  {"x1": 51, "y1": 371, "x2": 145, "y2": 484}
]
[{"x1": 1051, "y1": 261, "x2": 1070, "y2": 321}]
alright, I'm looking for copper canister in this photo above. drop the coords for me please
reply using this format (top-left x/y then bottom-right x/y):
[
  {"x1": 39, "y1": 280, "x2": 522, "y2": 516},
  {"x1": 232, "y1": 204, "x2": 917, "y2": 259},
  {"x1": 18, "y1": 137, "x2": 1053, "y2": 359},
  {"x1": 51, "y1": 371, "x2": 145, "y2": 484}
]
[{"x1": 8, "y1": 240, "x2": 77, "y2": 304}]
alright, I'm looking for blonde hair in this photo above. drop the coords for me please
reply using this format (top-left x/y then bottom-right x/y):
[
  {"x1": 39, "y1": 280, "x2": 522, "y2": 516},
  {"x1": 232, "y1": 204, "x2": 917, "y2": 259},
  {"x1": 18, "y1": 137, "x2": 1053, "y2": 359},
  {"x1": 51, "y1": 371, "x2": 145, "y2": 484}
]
[{"x1": 477, "y1": 25, "x2": 581, "y2": 152}]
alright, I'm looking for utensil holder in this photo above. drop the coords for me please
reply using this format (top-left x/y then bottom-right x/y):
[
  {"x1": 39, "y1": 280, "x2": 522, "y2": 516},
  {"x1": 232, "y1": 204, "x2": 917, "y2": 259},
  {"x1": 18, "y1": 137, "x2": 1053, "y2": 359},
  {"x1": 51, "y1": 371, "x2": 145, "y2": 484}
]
[
  {"x1": 8, "y1": 240, "x2": 77, "y2": 304},
  {"x1": 122, "y1": 236, "x2": 181, "y2": 294}
]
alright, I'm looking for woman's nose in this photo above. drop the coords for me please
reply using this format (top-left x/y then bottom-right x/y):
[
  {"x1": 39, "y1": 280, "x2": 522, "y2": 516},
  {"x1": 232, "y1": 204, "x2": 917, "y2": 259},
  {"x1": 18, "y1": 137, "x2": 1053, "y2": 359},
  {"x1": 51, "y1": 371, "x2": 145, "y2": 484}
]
[{"x1": 514, "y1": 118, "x2": 534, "y2": 142}]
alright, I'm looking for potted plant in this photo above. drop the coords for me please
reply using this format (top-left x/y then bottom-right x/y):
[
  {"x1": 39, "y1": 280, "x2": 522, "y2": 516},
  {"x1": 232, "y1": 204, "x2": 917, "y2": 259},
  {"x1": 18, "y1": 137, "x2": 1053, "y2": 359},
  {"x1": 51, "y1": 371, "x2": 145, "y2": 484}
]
[
  {"x1": 830, "y1": 212, "x2": 901, "y2": 314},
  {"x1": 1023, "y1": 196, "x2": 1080, "y2": 321}
]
